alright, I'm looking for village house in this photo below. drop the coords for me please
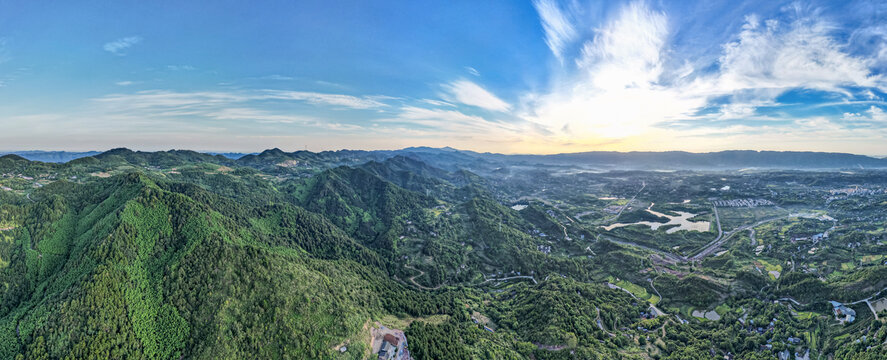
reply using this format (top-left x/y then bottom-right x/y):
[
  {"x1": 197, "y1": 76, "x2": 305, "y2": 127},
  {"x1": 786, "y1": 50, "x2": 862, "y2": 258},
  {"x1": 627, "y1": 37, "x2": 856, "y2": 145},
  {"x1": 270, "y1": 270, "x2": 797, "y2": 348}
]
[
  {"x1": 829, "y1": 301, "x2": 856, "y2": 323},
  {"x1": 377, "y1": 333, "x2": 405, "y2": 360}
]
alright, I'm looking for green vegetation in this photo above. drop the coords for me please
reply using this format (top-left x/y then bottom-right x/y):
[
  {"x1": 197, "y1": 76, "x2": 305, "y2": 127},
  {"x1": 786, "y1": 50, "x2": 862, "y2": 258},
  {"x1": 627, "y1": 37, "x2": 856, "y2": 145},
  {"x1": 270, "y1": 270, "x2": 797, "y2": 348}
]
[{"x1": 0, "y1": 150, "x2": 886, "y2": 359}]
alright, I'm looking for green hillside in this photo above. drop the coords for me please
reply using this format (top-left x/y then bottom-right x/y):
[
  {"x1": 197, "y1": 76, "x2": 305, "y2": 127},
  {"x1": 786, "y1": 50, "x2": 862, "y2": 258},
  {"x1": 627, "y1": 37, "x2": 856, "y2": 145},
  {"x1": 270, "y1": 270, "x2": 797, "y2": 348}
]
[{"x1": 0, "y1": 149, "x2": 886, "y2": 359}]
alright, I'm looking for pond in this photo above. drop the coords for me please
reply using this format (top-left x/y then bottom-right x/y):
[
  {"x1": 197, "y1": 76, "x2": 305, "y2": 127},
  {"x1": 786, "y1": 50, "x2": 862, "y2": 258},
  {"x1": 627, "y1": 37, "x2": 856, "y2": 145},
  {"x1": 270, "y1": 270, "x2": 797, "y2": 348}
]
[{"x1": 600, "y1": 203, "x2": 711, "y2": 234}]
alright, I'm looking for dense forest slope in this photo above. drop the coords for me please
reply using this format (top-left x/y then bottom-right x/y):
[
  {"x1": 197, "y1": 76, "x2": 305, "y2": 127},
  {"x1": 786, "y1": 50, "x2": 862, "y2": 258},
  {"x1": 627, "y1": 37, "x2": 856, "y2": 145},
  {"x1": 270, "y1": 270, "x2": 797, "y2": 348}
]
[{"x1": 0, "y1": 149, "x2": 885, "y2": 359}]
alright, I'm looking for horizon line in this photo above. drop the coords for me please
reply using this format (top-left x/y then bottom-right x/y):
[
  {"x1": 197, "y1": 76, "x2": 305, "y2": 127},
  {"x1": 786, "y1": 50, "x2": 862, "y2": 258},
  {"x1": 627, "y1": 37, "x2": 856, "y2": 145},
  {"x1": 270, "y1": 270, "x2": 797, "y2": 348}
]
[{"x1": 2, "y1": 147, "x2": 886, "y2": 159}]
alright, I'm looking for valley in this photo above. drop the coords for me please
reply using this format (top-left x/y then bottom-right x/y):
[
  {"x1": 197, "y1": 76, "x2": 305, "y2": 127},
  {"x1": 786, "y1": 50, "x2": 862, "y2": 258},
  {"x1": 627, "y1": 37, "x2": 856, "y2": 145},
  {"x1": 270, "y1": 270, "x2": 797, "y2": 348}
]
[{"x1": 0, "y1": 148, "x2": 886, "y2": 359}]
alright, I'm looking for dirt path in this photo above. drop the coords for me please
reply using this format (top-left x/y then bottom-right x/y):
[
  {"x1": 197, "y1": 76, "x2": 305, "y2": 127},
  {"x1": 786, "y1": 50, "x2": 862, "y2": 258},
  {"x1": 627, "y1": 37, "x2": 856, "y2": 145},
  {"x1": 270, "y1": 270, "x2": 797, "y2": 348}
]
[
  {"x1": 404, "y1": 264, "x2": 443, "y2": 290},
  {"x1": 535, "y1": 343, "x2": 567, "y2": 351},
  {"x1": 560, "y1": 222, "x2": 570, "y2": 240}
]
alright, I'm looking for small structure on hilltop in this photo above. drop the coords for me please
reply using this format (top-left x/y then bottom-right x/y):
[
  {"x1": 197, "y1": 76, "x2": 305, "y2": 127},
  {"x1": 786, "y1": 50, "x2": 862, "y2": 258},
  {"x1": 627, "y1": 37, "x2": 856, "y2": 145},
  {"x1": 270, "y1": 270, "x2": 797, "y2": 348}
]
[
  {"x1": 378, "y1": 333, "x2": 409, "y2": 360},
  {"x1": 829, "y1": 301, "x2": 856, "y2": 324}
]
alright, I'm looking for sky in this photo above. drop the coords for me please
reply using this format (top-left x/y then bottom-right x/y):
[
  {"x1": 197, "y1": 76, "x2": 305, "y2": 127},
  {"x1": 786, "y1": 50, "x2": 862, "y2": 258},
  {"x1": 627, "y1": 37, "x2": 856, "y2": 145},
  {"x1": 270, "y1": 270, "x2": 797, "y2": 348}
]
[{"x1": 1, "y1": 0, "x2": 886, "y2": 155}]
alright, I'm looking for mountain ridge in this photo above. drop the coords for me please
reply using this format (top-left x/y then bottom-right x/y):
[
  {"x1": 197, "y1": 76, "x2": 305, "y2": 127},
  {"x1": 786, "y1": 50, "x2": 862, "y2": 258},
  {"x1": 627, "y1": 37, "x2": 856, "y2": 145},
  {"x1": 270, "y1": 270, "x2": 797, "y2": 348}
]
[{"x1": 5, "y1": 147, "x2": 885, "y2": 170}]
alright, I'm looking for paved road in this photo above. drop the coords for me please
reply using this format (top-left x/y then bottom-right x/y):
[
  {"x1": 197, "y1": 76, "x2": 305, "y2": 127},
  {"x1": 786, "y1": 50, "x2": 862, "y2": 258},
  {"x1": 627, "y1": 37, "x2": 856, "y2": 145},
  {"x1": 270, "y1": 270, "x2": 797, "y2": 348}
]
[
  {"x1": 690, "y1": 214, "x2": 793, "y2": 261},
  {"x1": 482, "y1": 274, "x2": 538, "y2": 285},
  {"x1": 777, "y1": 297, "x2": 803, "y2": 306},
  {"x1": 648, "y1": 278, "x2": 663, "y2": 301},
  {"x1": 604, "y1": 237, "x2": 685, "y2": 263},
  {"x1": 846, "y1": 286, "x2": 887, "y2": 320},
  {"x1": 607, "y1": 282, "x2": 640, "y2": 300},
  {"x1": 602, "y1": 181, "x2": 646, "y2": 224}
]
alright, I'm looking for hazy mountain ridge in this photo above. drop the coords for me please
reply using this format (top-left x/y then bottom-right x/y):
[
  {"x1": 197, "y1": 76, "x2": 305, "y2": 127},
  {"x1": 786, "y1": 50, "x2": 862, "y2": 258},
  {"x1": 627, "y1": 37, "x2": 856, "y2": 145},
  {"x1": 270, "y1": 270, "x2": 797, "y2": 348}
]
[
  {"x1": 0, "y1": 151, "x2": 102, "y2": 163},
  {"x1": 6, "y1": 148, "x2": 886, "y2": 170}
]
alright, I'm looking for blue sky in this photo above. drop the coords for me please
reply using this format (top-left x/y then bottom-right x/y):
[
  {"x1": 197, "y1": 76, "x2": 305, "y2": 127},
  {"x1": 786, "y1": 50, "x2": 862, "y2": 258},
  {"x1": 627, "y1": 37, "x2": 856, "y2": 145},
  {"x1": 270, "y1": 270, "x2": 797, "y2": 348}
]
[{"x1": 1, "y1": 0, "x2": 886, "y2": 155}]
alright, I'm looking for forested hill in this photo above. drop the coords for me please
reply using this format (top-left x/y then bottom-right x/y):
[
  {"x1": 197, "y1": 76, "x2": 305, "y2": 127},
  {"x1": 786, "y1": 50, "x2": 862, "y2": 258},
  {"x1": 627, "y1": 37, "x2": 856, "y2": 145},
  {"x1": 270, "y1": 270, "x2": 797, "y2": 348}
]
[
  {"x1": 0, "y1": 150, "x2": 885, "y2": 359},
  {"x1": 0, "y1": 171, "x2": 459, "y2": 359},
  {"x1": 0, "y1": 153, "x2": 646, "y2": 359}
]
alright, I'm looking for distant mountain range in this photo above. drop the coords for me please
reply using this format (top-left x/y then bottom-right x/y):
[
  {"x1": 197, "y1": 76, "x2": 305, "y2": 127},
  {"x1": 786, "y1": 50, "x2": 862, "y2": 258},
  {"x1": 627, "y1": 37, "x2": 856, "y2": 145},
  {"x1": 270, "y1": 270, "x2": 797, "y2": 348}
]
[
  {"x1": 0, "y1": 150, "x2": 252, "y2": 163},
  {"x1": 4, "y1": 148, "x2": 887, "y2": 170},
  {"x1": 476, "y1": 150, "x2": 887, "y2": 170},
  {"x1": 0, "y1": 151, "x2": 103, "y2": 163}
]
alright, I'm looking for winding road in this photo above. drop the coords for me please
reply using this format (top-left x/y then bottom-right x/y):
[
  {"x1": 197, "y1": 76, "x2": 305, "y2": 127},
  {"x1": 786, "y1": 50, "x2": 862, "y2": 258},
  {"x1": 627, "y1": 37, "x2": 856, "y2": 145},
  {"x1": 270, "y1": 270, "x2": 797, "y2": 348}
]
[
  {"x1": 603, "y1": 237, "x2": 685, "y2": 263},
  {"x1": 482, "y1": 274, "x2": 538, "y2": 285},
  {"x1": 846, "y1": 286, "x2": 887, "y2": 320},
  {"x1": 404, "y1": 264, "x2": 443, "y2": 290}
]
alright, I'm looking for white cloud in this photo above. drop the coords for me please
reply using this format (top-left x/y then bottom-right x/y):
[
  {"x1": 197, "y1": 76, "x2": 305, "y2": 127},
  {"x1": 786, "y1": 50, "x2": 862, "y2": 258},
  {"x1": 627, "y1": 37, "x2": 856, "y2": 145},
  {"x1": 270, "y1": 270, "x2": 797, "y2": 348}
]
[
  {"x1": 520, "y1": 0, "x2": 887, "y2": 147},
  {"x1": 167, "y1": 65, "x2": 196, "y2": 71},
  {"x1": 842, "y1": 106, "x2": 887, "y2": 122},
  {"x1": 207, "y1": 107, "x2": 306, "y2": 123},
  {"x1": 419, "y1": 99, "x2": 455, "y2": 107},
  {"x1": 261, "y1": 90, "x2": 388, "y2": 109},
  {"x1": 576, "y1": 0, "x2": 668, "y2": 89},
  {"x1": 115, "y1": 81, "x2": 135, "y2": 86},
  {"x1": 465, "y1": 67, "x2": 480, "y2": 76},
  {"x1": 91, "y1": 89, "x2": 391, "y2": 116},
  {"x1": 716, "y1": 103, "x2": 758, "y2": 120},
  {"x1": 103, "y1": 36, "x2": 142, "y2": 55},
  {"x1": 523, "y1": 1, "x2": 701, "y2": 139},
  {"x1": 398, "y1": 106, "x2": 487, "y2": 128},
  {"x1": 74, "y1": 90, "x2": 373, "y2": 135},
  {"x1": 264, "y1": 74, "x2": 295, "y2": 80},
  {"x1": 716, "y1": 15, "x2": 880, "y2": 94},
  {"x1": 380, "y1": 106, "x2": 532, "y2": 143},
  {"x1": 533, "y1": 0, "x2": 578, "y2": 61},
  {"x1": 443, "y1": 80, "x2": 510, "y2": 111}
]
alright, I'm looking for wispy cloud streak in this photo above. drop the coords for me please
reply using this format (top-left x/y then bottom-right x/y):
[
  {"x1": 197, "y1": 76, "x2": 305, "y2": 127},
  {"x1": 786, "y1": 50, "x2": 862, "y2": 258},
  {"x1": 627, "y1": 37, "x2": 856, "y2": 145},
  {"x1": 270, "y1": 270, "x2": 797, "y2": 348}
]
[{"x1": 103, "y1": 36, "x2": 142, "y2": 55}]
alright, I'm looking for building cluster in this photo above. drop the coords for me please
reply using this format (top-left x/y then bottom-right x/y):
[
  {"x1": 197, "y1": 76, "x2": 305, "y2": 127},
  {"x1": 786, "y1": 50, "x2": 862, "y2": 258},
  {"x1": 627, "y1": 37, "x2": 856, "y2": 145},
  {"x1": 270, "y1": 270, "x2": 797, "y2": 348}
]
[
  {"x1": 828, "y1": 187, "x2": 879, "y2": 196},
  {"x1": 825, "y1": 187, "x2": 883, "y2": 203},
  {"x1": 712, "y1": 198, "x2": 775, "y2": 207},
  {"x1": 377, "y1": 333, "x2": 409, "y2": 360},
  {"x1": 829, "y1": 301, "x2": 856, "y2": 324},
  {"x1": 790, "y1": 232, "x2": 827, "y2": 243},
  {"x1": 602, "y1": 205, "x2": 623, "y2": 214},
  {"x1": 778, "y1": 349, "x2": 810, "y2": 360},
  {"x1": 470, "y1": 316, "x2": 495, "y2": 333}
]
